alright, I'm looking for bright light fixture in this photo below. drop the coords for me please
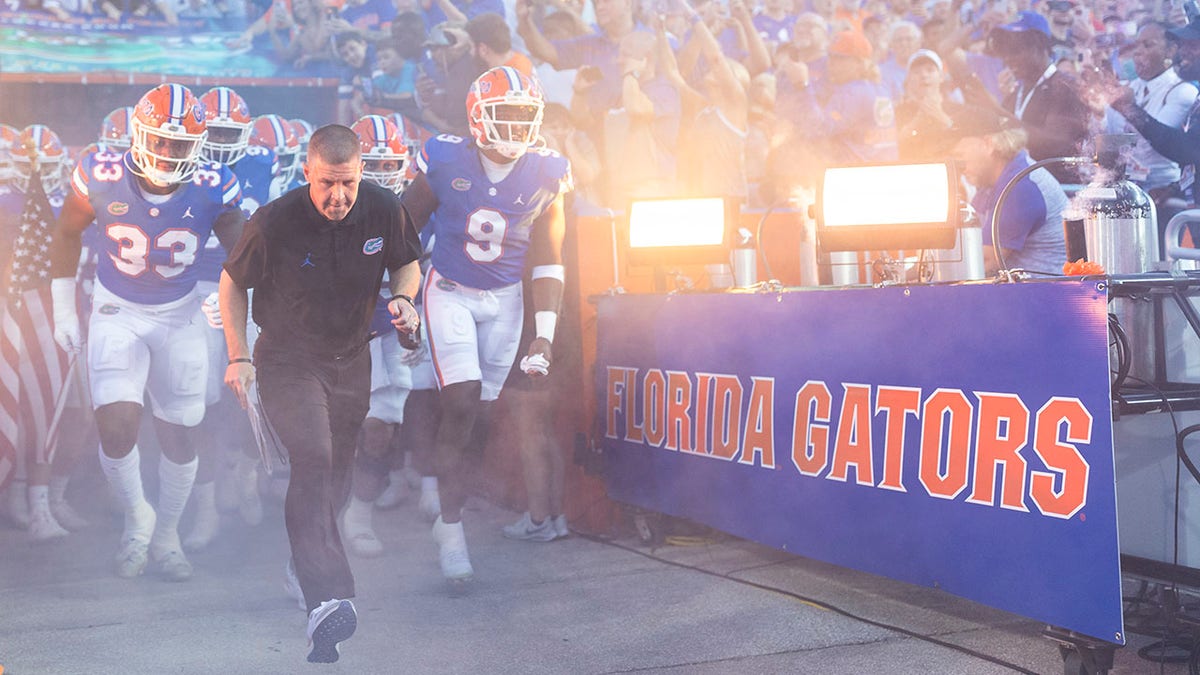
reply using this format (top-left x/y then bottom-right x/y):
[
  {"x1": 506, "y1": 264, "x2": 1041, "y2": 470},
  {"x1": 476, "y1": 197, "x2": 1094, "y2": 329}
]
[
  {"x1": 629, "y1": 197, "x2": 726, "y2": 249},
  {"x1": 818, "y1": 163, "x2": 957, "y2": 251}
]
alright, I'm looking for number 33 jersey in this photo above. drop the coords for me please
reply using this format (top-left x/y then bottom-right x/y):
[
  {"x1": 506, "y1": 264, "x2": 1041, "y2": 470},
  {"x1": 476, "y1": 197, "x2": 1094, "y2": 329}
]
[
  {"x1": 418, "y1": 135, "x2": 572, "y2": 290},
  {"x1": 72, "y1": 149, "x2": 242, "y2": 305}
]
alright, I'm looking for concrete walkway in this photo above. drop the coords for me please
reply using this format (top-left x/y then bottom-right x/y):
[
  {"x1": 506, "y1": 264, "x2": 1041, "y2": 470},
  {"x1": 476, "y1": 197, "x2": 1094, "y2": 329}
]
[{"x1": 0, "y1": 464, "x2": 1186, "y2": 674}]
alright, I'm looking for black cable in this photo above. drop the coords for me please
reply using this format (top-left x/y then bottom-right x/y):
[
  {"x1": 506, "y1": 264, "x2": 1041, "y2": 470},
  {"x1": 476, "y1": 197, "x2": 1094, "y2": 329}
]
[
  {"x1": 755, "y1": 200, "x2": 788, "y2": 284},
  {"x1": 1117, "y1": 374, "x2": 1197, "y2": 671},
  {"x1": 574, "y1": 530, "x2": 1039, "y2": 675},
  {"x1": 1110, "y1": 313, "x2": 1132, "y2": 396}
]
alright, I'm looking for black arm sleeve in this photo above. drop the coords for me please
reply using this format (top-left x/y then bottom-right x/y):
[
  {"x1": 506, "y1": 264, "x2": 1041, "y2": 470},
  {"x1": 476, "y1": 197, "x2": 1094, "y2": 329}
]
[{"x1": 1112, "y1": 96, "x2": 1200, "y2": 166}]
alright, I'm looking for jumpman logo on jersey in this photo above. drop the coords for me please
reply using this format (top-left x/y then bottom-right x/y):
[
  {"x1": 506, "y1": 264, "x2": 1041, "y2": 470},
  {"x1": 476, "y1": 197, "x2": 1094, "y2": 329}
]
[
  {"x1": 301, "y1": 252, "x2": 315, "y2": 268},
  {"x1": 513, "y1": 193, "x2": 525, "y2": 206},
  {"x1": 182, "y1": 207, "x2": 195, "y2": 219}
]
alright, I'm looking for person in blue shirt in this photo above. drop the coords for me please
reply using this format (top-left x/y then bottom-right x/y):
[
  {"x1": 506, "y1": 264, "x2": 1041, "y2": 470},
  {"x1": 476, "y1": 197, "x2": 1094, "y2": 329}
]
[
  {"x1": 402, "y1": 66, "x2": 572, "y2": 579},
  {"x1": 950, "y1": 105, "x2": 1068, "y2": 275},
  {"x1": 49, "y1": 84, "x2": 245, "y2": 582}
]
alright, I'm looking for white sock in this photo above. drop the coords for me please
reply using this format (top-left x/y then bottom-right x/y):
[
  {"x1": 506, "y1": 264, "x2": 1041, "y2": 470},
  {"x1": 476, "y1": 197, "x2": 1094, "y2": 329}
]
[
  {"x1": 192, "y1": 480, "x2": 217, "y2": 515},
  {"x1": 99, "y1": 446, "x2": 148, "y2": 513},
  {"x1": 421, "y1": 476, "x2": 438, "y2": 492},
  {"x1": 344, "y1": 496, "x2": 374, "y2": 531},
  {"x1": 49, "y1": 474, "x2": 70, "y2": 505},
  {"x1": 154, "y1": 456, "x2": 198, "y2": 545},
  {"x1": 28, "y1": 484, "x2": 51, "y2": 518}
]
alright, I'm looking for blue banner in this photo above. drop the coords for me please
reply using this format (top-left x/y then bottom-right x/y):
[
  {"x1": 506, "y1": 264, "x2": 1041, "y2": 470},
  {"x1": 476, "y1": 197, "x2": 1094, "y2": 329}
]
[{"x1": 596, "y1": 279, "x2": 1123, "y2": 644}]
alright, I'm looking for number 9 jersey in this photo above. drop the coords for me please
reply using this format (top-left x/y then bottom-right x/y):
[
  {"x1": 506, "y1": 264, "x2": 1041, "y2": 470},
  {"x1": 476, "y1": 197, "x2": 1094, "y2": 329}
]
[
  {"x1": 417, "y1": 134, "x2": 572, "y2": 290},
  {"x1": 72, "y1": 148, "x2": 242, "y2": 305}
]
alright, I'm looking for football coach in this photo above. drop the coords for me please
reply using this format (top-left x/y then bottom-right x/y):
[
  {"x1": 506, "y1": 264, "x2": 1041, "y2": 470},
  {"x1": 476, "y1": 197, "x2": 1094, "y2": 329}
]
[{"x1": 218, "y1": 123, "x2": 422, "y2": 663}]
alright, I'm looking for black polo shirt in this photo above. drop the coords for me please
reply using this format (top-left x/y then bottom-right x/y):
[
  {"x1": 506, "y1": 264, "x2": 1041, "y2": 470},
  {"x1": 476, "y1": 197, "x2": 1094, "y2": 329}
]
[{"x1": 223, "y1": 181, "x2": 421, "y2": 359}]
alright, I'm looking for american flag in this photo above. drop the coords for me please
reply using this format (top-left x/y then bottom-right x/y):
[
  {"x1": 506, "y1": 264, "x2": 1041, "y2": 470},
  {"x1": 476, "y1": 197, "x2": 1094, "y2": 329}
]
[{"x1": 0, "y1": 174, "x2": 71, "y2": 492}]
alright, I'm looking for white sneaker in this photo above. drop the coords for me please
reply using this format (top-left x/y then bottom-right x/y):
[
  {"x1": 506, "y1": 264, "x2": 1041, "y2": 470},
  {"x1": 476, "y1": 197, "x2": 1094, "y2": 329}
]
[
  {"x1": 236, "y1": 461, "x2": 263, "y2": 526},
  {"x1": 502, "y1": 512, "x2": 557, "y2": 542},
  {"x1": 50, "y1": 498, "x2": 88, "y2": 531},
  {"x1": 150, "y1": 530, "x2": 193, "y2": 581},
  {"x1": 418, "y1": 489, "x2": 441, "y2": 522},
  {"x1": 552, "y1": 514, "x2": 569, "y2": 539},
  {"x1": 341, "y1": 509, "x2": 383, "y2": 558},
  {"x1": 431, "y1": 516, "x2": 473, "y2": 580},
  {"x1": 152, "y1": 547, "x2": 194, "y2": 582},
  {"x1": 115, "y1": 502, "x2": 156, "y2": 578},
  {"x1": 374, "y1": 471, "x2": 408, "y2": 510},
  {"x1": 284, "y1": 558, "x2": 306, "y2": 611},
  {"x1": 29, "y1": 509, "x2": 69, "y2": 541},
  {"x1": 115, "y1": 537, "x2": 152, "y2": 578},
  {"x1": 306, "y1": 599, "x2": 357, "y2": 663}
]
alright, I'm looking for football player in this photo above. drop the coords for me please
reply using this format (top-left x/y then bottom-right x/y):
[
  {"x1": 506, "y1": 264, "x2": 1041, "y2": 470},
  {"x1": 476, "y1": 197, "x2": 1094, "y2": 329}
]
[
  {"x1": 288, "y1": 118, "x2": 314, "y2": 189},
  {"x1": 249, "y1": 114, "x2": 300, "y2": 200},
  {"x1": 184, "y1": 86, "x2": 278, "y2": 551},
  {"x1": 340, "y1": 114, "x2": 412, "y2": 557},
  {"x1": 98, "y1": 106, "x2": 135, "y2": 155},
  {"x1": 0, "y1": 124, "x2": 91, "y2": 541},
  {"x1": 401, "y1": 66, "x2": 571, "y2": 581},
  {"x1": 49, "y1": 84, "x2": 245, "y2": 581}
]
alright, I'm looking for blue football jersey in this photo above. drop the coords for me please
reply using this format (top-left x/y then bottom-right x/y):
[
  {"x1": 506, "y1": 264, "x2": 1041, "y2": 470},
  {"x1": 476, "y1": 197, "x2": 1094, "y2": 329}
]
[
  {"x1": 73, "y1": 149, "x2": 242, "y2": 304},
  {"x1": 417, "y1": 135, "x2": 572, "y2": 289},
  {"x1": 194, "y1": 145, "x2": 276, "y2": 283}
]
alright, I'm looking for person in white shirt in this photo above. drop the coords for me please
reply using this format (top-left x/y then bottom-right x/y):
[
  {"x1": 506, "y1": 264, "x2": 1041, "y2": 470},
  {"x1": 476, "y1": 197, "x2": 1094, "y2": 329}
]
[{"x1": 1104, "y1": 21, "x2": 1199, "y2": 197}]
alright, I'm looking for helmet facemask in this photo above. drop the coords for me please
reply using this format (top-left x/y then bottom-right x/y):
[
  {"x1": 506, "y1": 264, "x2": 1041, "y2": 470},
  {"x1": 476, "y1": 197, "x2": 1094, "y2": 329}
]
[
  {"x1": 363, "y1": 155, "x2": 409, "y2": 194},
  {"x1": 12, "y1": 155, "x2": 64, "y2": 194},
  {"x1": 130, "y1": 117, "x2": 206, "y2": 187},
  {"x1": 472, "y1": 99, "x2": 543, "y2": 160},
  {"x1": 202, "y1": 121, "x2": 251, "y2": 166}
]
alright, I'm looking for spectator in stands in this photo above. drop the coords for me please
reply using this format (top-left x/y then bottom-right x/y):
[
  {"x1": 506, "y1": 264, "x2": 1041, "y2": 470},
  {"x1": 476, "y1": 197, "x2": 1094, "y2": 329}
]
[
  {"x1": 330, "y1": 0, "x2": 398, "y2": 41},
  {"x1": 752, "y1": 0, "x2": 798, "y2": 52},
  {"x1": 370, "y1": 42, "x2": 422, "y2": 119},
  {"x1": 534, "y1": 10, "x2": 588, "y2": 106},
  {"x1": 229, "y1": 0, "x2": 295, "y2": 49},
  {"x1": 466, "y1": 11, "x2": 534, "y2": 76},
  {"x1": 821, "y1": 29, "x2": 898, "y2": 162},
  {"x1": 270, "y1": 0, "x2": 338, "y2": 74},
  {"x1": 879, "y1": 20, "x2": 921, "y2": 100},
  {"x1": 517, "y1": 0, "x2": 640, "y2": 116},
  {"x1": 129, "y1": 0, "x2": 181, "y2": 24},
  {"x1": 414, "y1": 22, "x2": 482, "y2": 134},
  {"x1": 745, "y1": 71, "x2": 776, "y2": 205},
  {"x1": 950, "y1": 106, "x2": 1068, "y2": 275},
  {"x1": 668, "y1": 12, "x2": 751, "y2": 203},
  {"x1": 600, "y1": 29, "x2": 682, "y2": 203},
  {"x1": 541, "y1": 102, "x2": 603, "y2": 207},
  {"x1": 895, "y1": 48, "x2": 964, "y2": 160},
  {"x1": 419, "y1": 0, "x2": 503, "y2": 31},
  {"x1": 1103, "y1": 21, "x2": 1200, "y2": 238},
  {"x1": 990, "y1": 11, "x2": 1089, "y2": 183},
  {"x1": 1046, "y1": 0, "x2": 1093, "y2": 50},
  {"x1": 334, "y1": 30, "x2": 379, "y2": 125}
]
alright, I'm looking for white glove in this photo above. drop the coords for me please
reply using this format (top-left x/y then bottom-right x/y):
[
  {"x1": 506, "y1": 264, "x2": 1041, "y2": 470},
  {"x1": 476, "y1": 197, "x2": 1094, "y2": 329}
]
[
  {"x1": 520, "y1": 353, "x2": 550, "y2": 376},
  {"x1": 50, "y1": 278, "x2": 81, "y2": 353},
  {"x1": 201, "y1": 291, "x2": 223, "y2": 329}
]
